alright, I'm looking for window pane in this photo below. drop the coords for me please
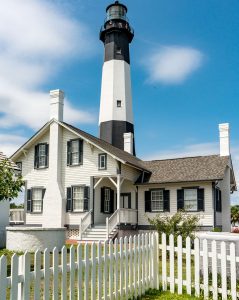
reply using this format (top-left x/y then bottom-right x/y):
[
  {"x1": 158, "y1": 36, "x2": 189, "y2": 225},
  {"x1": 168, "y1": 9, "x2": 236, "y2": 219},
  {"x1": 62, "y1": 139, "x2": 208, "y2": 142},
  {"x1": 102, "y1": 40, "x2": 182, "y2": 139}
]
[
  {"x1": 73, "y1": 186, "x2": 84, "y2": 211},
  {"x1": 32, "y1": 188, "x2": 42, "y2": 212},
  {"x1": 151, "y1": 190, "x2": 163, "y2": 212},
  {"x1": 72, "y1": 153, "x2": 79, "y2": 165},
  {"x1": 99, "y1": 154, "x2": 106, "y2": 169},
  {"x1": 184, "y1": 189, "x2": 197, "y2": 211}
]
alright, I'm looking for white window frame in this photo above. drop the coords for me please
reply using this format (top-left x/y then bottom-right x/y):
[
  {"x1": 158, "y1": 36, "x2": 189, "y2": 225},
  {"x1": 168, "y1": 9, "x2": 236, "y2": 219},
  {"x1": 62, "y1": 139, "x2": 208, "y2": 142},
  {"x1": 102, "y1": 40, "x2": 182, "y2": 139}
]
[
  {"x1": 104, "y1": 188, "x2": 111, "y2": 213},
  {"x1": 99, "y1": 153, "x2": 107, "y2": 170},
  {"x1": 72, "y1": 186, "x2": 84, "y2": 212},
  {"x1": 151, "y1": 190, "x2": 164, "y2": 212},
  {"x1": 32, "y1": 188, "x2": 43, "y2": 213},
  {"x1": 71, "y1": 140, "x2": 80, "y2": 166},
  {"x1": 184, "y1": 189, "x2": 198, "y2": 211}
]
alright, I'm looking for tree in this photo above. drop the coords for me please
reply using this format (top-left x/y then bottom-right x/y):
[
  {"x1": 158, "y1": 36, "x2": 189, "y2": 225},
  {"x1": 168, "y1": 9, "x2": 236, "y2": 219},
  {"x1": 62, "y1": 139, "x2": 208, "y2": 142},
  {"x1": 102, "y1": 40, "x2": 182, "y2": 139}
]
[
  {"x1": 147, "y1": 210, "x2": 199, "y2": 244},
  {"x1": 231, "y1": 205, "x2": 239, "y2": 226},
  {"x1": 0, "y1": 159, "x2": 24, "y2": 201}
]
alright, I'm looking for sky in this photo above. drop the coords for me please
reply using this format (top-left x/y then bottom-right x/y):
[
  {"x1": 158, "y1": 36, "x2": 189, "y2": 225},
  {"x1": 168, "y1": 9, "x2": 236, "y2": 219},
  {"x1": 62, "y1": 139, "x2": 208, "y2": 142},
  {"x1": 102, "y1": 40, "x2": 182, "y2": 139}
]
[{"x1": 0, "y1": 0, "x2": 239, "y2": 204}]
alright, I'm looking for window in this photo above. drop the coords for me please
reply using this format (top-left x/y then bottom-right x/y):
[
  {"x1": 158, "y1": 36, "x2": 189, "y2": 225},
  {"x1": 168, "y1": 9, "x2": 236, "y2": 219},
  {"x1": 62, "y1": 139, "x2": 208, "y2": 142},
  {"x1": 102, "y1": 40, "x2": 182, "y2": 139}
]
[
  {"x1": 151, "y1": 190, "x2": 164, "y2": 212},
  {"x1": 72, "y1": 186, "x2": 84, "y2": 212},
  {"x1": 67, "y1": 139, "x2": 83, "y2": 166},
  {"x1": 117, "y1": 100, "x2": 122, "y2": 107},
  {"x1": 32, "y1": 188, "x2": 43, "y2": 213},
  {"x1": 184, "y1": 189, "x2": 197, "y2": 211},
  {"x1": 216, "y1": 188, "x2": 222, "y2": 212},
  {"x1": 104, "y1": 188, "x2": 111, "y2": 213},
  {"x1": 98, "y1": 153, "x2": 107, "y2": 170},
  {"x1": 16, "y1": 162, "x2": 22, "y2": 174},
  {"x1": 34, "y1": 144, "x2": 49, "y2": 169},
  {"x1": 116, "y1": 47, "x2": 122, "y2": 54}
]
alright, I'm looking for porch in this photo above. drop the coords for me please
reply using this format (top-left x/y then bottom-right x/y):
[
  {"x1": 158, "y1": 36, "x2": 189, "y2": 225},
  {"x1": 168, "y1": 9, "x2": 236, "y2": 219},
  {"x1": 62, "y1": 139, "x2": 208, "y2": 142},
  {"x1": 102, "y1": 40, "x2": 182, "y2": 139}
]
[{"x1": 79, "y1": 174, "x2": 138, "y2": 241}]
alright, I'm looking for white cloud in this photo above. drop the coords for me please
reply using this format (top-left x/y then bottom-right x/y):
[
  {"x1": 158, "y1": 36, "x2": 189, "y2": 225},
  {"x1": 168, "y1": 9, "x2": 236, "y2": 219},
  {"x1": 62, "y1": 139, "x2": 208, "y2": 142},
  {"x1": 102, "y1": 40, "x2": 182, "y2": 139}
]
[
  {"x1": 143, "y1": 142, "x2": 239, "y2": 205},
  {"x1": 0, "y1": 133, "x2": 27, "y2": 157},
  {"x1": 0, "y1": 0, "x2": 96, "y2": 129},
  {"x1": 145, "y1": 46, "x2": 204, "y2": 84}
]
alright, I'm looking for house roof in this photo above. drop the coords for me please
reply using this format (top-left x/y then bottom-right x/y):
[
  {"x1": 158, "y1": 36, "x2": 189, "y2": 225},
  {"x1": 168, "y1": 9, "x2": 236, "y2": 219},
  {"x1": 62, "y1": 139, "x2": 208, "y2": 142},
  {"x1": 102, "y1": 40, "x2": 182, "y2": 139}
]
[
  {"x1": 62, "y1": 122, "x2": 149, "y2": 172},
  {"x1": 137, "y1": 155, "x2": 235, "y2": 187},
  {"x1": 0, "y1": 151, "x2": 19, "y2": 170}
]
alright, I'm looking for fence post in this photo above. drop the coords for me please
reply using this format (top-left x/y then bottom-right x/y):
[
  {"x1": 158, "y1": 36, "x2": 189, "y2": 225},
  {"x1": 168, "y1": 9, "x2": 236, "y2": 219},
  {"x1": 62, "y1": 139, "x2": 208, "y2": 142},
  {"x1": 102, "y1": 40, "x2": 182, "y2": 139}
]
[
  {"x1": 194, "y1": 238, "x2": 200, "y2": 298},
  {"x1": 162, "y1": 233, "x2": 167, "y2": 291},
  {"x1": 203, "y1": 239, "x2": 209, "y2": 299},
  {"x1": 230, "y1": 243, "x2": 237, "y2": 300},
  {"x1": 177, "y1": 235, "x2": 183, "y2": 295},
  {"x1": 186, "y1": 236, "x2": 191, "y2": 295}
]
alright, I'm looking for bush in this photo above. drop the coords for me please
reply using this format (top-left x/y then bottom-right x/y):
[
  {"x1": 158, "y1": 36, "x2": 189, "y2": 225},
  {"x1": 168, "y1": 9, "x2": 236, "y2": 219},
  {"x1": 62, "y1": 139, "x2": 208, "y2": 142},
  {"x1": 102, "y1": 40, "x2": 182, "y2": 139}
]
[
  {"x1": 147, "y1": 210, "x2": 199, "y2": 244},
  {"x1": 211, "y1": 227, "x2": 222, "y2": 232}
]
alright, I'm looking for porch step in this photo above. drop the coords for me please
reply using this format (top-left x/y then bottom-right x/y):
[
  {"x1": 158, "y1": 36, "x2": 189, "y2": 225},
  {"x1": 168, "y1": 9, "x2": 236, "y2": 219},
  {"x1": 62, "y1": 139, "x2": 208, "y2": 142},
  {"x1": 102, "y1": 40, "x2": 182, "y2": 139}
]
[{"x1": 79, "y1": 225, "x2": 118, "y2": 242}]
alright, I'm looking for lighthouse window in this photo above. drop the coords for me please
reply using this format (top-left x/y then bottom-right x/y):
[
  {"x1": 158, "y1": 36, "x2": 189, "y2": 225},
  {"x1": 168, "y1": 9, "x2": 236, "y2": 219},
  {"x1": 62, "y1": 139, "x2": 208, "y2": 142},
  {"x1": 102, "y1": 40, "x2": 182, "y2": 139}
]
[
  {"x1": 116, "y1": 47, "x2": 122, "y2": 54},
  {"x1": 117, "y1": 100, "x2": 122, "y2": 107}
]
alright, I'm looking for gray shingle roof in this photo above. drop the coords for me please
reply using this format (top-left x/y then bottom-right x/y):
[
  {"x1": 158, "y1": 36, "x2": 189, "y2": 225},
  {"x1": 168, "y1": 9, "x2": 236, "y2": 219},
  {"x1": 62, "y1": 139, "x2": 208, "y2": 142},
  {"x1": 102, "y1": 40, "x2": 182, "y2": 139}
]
[
  {"x1": 137, "y1": 155, "x2": 231, "y2": 184},
  {"x1": 62, "y1": 122, "x2": 149, "y2": 172}
]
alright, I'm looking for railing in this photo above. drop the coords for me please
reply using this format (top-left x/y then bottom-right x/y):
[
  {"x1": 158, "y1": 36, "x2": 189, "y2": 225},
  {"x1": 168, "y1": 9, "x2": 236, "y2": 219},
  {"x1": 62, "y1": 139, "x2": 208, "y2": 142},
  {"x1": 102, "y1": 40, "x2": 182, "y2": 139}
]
[
  {"x1": 9, "y1": 209, "x2": 24, "y2": 224},
  {"x1": 107, "y1": 209, "x2": 120, "y2": 239},
  {"x1": 106, "y1": 209, "x2": 137, "y2": 239},
  {"x1": 79, "y1": 209, "x2": 92, "y2": 240},
  {"x1": 0, "y1": 233, "x2": 158, "y2": 299}
]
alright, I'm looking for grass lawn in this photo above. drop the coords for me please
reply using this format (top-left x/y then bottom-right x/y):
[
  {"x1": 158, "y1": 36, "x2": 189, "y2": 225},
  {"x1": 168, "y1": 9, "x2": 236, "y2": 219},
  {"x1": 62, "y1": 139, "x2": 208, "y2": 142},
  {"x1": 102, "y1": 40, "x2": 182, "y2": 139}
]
[{"x1": 141, "y1": 290, "x2": 200, "y2": 299}]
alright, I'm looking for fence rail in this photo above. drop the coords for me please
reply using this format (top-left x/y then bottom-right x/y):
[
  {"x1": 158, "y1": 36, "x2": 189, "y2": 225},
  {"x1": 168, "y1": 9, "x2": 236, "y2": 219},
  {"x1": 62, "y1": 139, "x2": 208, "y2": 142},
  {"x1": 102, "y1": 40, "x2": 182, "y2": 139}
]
[{"x1": 0, "y1": 233, "x2": 159, "y2": 300}]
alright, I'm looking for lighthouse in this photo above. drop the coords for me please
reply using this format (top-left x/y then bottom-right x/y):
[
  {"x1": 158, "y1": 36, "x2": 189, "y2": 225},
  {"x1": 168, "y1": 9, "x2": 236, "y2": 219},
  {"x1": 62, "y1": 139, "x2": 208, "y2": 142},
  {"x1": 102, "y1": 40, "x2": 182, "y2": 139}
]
[{"x1": 99, "y1": 1, "x2": 135, "y2": 155}]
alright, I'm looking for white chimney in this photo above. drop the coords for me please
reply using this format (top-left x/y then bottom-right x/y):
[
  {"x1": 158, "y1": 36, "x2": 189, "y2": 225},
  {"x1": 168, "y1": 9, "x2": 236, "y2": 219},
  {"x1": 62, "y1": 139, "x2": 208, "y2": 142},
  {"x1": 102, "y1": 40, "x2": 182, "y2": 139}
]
[
  {"x1": 50, "y1": 89, "x2": 64, "y2": 122},
  {"x1": 124, "y1": 132, "x2": 134, "y2": 154},
  {"x1": 219, "y1": 123, "x2": 230, "y2": 156}
]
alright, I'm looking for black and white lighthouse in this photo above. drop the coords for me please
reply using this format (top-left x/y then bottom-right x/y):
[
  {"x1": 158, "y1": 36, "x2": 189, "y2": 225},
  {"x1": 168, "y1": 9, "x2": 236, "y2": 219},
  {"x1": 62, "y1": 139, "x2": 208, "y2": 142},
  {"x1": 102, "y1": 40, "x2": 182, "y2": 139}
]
[{"x1": 99, "y1": 1, "x2": 135, "y2": 155}]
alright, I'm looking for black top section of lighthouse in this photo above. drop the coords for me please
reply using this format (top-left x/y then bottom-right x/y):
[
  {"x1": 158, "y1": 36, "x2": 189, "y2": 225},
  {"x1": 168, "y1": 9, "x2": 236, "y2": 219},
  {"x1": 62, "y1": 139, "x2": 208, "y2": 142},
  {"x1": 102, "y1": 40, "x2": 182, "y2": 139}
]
[{"x1": 100, "y1": 1, "x2": 134, "y2": 64}]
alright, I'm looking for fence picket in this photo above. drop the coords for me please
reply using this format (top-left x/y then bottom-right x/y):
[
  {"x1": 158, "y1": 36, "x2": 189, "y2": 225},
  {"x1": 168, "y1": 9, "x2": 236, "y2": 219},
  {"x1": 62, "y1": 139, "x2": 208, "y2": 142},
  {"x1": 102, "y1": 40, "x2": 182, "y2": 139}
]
[
  {"x1": 119, "y1": 237, "x2": 124, "y2": 298},
  {"x1": 97, "y1": 242, "x2": 102, "y2": 300},
  {"x1": 169, "y1": 234, "x2": 175, "y2": 293},
  {"x1": 10, "y1": 254, "x2": 18, "y2": 300},
  {"x1": 34, "y1": 250, "x2": 41, "y2": 300},
  {"x1": 125, "y1": 236, "x2": 129, "y2": 299},
  {"x1": 52, "y1": 248, "x2": 59, "y2": 300},
  {"x1": 186, "y1": 237, "x2": 191, "y2": 295},
  {"x1": 109, "y1": 240, "x2": 113, "y2": 299},
  {"x1": 138, "y1": 234, "x2": 142, "y2": 296},
  {"x1": 133, "y1": 235, "x2": 138, "y2": 299},
  {"x1": 85, "y1": 243, "x2": 89, "y2": 300},
  {"x1": 177, "y1": 235, "x2": 183, "y2": 295},
  {"x1": 155, "y1": 232, "x2": 159, "y2": 289},
  {"x1": 22, "y1": 252, "x2": 31, "y2": 300},
  {"x1": 91, "y1": 243, "x2": 96, "y2": 300},
  {"x1": 194, "y1": 238, "x2": 200, "y2": 298},
  {"x1": 230, "y1": 243, "x2": 237, "y2": 300},
  {"x1": 141, "y1": 234, "x2": 145, "y2": 295},
  {"x1": 0, "y1": 255, "x2": 7, "y2": 300},
  {"x1": 221, "y1": 241, "x2": 227, "y2": 300},
  {"x1": 43, "y1": 249, "x2": 50, "y2": 300},
  {"x1": 129, "y1": 235, "x2": 133, "y2": 296},
  {"x1": 150, "y1": 234, "x2": 154, "y2": 289},
  {"x1": 114, "y1": 239, "x2": 119, "y2": 300},
  {"x1": 77, "y1": 244, "x2": 83, "y2": 300},
  {"x1": 211, "y1": 240, "x2": 218, "y2": 300},
  {"x1": 69, "y1": 245, "x2": 75, "y2": 300},
  {"x1": 203, "y1": 239, "x2": 209, "y2": 299},
  {"x1": 61, "y1": 246, "x2": 67, "y2": 300},
  {"x1": 162, "y1": 233, "x2": 167, "y2": 291}
]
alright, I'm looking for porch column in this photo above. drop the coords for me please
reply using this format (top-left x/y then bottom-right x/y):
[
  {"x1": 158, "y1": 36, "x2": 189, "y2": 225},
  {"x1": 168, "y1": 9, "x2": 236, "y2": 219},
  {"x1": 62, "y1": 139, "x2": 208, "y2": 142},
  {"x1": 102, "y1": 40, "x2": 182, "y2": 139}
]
[{"x1": 117, "y1": 174, "x2": 121, "y2": 210}]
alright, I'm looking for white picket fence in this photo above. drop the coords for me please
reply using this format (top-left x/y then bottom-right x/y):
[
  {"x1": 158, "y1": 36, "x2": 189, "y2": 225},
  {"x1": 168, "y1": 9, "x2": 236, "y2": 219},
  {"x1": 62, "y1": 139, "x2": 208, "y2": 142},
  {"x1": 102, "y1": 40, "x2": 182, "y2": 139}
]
[
  {"x1": 0, "y1": 233, "x2": 159, "y2": 300},
  {"x1": 160, "y1": 233, "x2": 239, "y2": 300}
]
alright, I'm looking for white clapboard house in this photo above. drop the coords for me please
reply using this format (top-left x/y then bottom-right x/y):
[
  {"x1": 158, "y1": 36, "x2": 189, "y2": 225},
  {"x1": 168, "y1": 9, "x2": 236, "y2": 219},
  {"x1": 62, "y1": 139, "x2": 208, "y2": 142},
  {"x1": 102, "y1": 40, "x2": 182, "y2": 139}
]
[{"x1": 11, "y1": 2, "x2": 236, "y2": 241}]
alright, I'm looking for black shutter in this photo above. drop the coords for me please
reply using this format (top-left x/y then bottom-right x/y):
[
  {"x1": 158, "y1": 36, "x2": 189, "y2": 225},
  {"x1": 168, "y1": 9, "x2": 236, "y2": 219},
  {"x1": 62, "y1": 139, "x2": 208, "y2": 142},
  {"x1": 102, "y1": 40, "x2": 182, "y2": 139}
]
[
  {"x1": 79, "y1": 140, "x2": 83, "y2": 164},
  {"x1": 34, "y1": 145, "x2": 39, "y2": 169},
  {"x1": 98, "y1": 154, "x2": 101, "y2": 169},
  {"x1": 177, "y1": 189, "x2": 184, "y2": 210},
  {"x1": 219, "y1": 190, "x2": 222, "y2": 212},
  {"x1": 163, "y1": 190, "x2": 170, "y2": 212},
  {"x1": 84, "y1": 186, "x2": 90, "y2": 211},
  {"x1": 66, "y1": 187, "x2": 72, "y2": 212},
  {"x1": 145, "y1": 191, "x2": 151, "y2": 212},
  {"x1": 105, "y1": 154, "x2": 107, "y2": 170},
  {"x1": 197, "y1": 188, "x2": 204, "y2": 211},
  {"x1": 27, "y1": 189, "x2": 32, "y2": 212},
  {"x1": 67, "y1": 141, "x2": 71, "y2": 166},
  {"x1": 45, "y1": 144, "x2": 49, "y2": 167},
  {"x1": 110, "y1": 189, "x2": 114, "y2": 213},
  {"x1": 128, "y1": 193, "x2": 131, "y2": 209},
  {"x1": 101, "y1": 187, "x2": 105, "y2": 213},
  {"x1": 41, "y1": 188, "x2": 46, "y2": 212}
]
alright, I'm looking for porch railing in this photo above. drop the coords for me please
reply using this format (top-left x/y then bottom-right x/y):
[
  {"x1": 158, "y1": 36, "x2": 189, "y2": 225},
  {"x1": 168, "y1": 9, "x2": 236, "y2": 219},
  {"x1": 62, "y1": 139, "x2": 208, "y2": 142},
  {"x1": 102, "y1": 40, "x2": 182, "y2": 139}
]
[
  {"x1": 79, "y1": 209, "x2": 92, "y2": 240},
  {"x1": 106, "y1": 208, "x2": 137, "y2": 239}
]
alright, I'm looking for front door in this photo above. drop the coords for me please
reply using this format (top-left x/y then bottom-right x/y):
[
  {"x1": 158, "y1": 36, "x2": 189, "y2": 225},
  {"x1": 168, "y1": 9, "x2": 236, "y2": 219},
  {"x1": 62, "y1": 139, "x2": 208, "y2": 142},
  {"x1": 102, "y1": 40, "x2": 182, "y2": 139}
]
[{"x1": 120, "y1": 193, "x2": 131, "y2": 209}]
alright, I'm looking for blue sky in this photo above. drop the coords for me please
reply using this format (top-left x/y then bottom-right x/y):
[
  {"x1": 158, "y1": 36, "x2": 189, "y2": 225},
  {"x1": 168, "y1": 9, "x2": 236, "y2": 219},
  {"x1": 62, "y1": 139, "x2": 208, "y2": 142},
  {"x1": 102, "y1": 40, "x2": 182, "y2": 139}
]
[{"x1": 1, "y1": 0, "x2": 239, "y2": 203}]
